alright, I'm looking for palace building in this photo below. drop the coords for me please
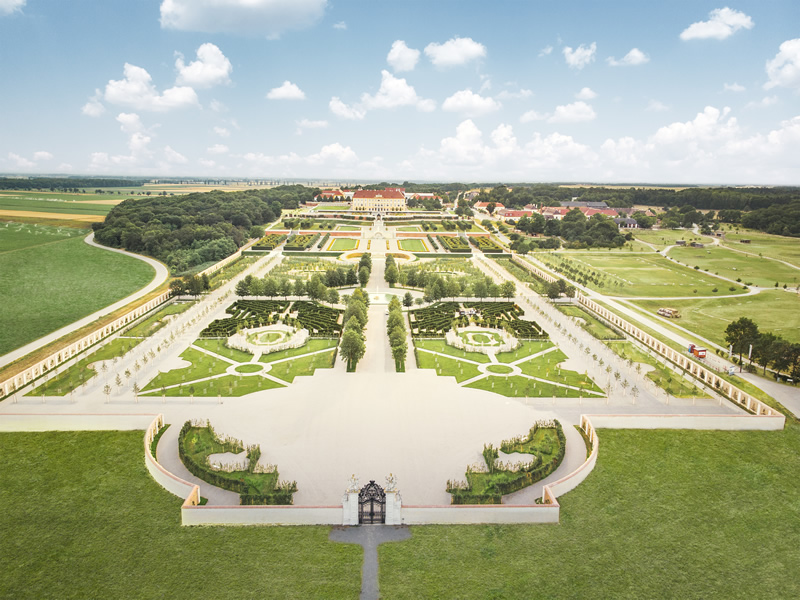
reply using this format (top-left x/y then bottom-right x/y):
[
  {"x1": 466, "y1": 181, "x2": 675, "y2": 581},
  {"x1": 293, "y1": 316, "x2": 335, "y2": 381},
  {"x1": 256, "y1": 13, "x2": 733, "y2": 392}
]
[{"x1": 351, "y1": 189, "x2": 407, "y2": 212}]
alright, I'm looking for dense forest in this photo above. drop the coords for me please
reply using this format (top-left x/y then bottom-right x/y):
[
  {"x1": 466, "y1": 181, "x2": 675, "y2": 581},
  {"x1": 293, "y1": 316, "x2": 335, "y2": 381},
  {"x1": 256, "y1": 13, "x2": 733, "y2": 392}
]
[
  {"x1": 0, "y1": 176, "x2": 145, "y2": 190},
  {"x1": 93, "y1": 185, "x2": 316, "y2": 272},
  {"x1": 740, "y1": 200, "x2": 800, "y2": 237}
]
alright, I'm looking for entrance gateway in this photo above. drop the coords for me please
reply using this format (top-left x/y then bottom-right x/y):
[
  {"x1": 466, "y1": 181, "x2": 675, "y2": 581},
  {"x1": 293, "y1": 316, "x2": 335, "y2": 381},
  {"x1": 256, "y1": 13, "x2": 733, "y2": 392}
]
[{"x1": 358, "y1": 481, "x2": 386, "y2": 524}]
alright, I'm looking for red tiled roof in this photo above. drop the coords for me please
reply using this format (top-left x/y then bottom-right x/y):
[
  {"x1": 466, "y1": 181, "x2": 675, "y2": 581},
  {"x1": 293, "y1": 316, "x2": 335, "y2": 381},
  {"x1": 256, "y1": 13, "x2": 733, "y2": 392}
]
[
  {"x1": 353, "y1": 189, "x2": 405, "y2": 199},
  {"x1": 474, "y1": 202, "x2": 505, "y2": 209},
  {"x1": 498, "y1": 209, "x2": 533, "y2": 218}
]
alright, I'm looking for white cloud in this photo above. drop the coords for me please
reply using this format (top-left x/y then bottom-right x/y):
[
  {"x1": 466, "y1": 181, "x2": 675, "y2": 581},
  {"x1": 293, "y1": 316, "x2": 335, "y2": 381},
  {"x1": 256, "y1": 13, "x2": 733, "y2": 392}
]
[
  {"x1": 164, "y1": 146, "x2": 188, "y2": 164},
  {"x1": 207, "y1": 144, "x2": 229, "y2": 154},
  {"x1": 33, "y1": 151, "x2": 53, "y2": 161},
  {"x1": 575, "y1": 87, "x2": 597, "y2": 100},
  {"x1": 723, "y1": 82, "x2": 746, "y2": 92},
  {"x1": 442, "y1": 89, "x2": 500, "y2": 117},
  {"x1": 538, "y1": 45, "x2": 553, "y2": 57},
  {"x1": 105, "y1": 63, "x2": 199, "y2": 112},
  {"x1": 360, "y1": 70, "x2": 435, "y2": 112},
  {"x1": 199, "y1": 158, "x2": 216, "y2": 168},
  {"x1": 82, "y1": 89, "x2": 106, "y2": 117},
  {"x1": 159, "y1": 0, "x2": 327, "y2": 38},
  {"x1": 548, "y1": 101, "x2": 596, "y2": 123},
  {"x1": 647, "y1": 100, "x2": 670, "y2": 112},
  {"x1": 652, "y1": 106, "x2": 738, "y2": 148},
  {"x1": 680, "y1": 7, "x2": 754, "y2": 41},
  {"x1": 116, "y1": 112, "x2": 144, "y2": 134},
  {"x1": 210, "y1": 99, "x2": 227, "y2": 112},
  {"x1": 329, "y1": 97, "x2": 365, "y2": 120},
  {"x1": 213, "y1": 126, "x2": 230, "y2": 138},
  {"x1": 307, "y1": 143, "x2": 358, "y2": 165},
  {"x1": 0, "y1": 0, "x2": 25, "y2": 16},
  {"x1": 267, "y1": 80, "x2": 306, "y2": 100},
  {"x1": 175, "y1": 43, "x2": 232, "y2": 88},
  {"x1": 496, "y1": 88, "x2": 533, "y2": 100},
  {"x1": 746, "y1": 96, "x2": 779, "y2": 109},
  {"x1": 607, "y1": 48, "x2": 649, "y2": 67},
  {"x1": 424, "y1": 37, "x2": 486, "y2": 67},
  {"x1": 333, "y1": 21, "x2": 346, "y2": 30},
  {"x1": 563, "y1": 43, "x2": 596, "y2": 69},
  {"x1": 520, "y1": 110, "x2": 546, "y2": 123},
  {"x1": 7, "y1": 152, "x2": 34, "y2": 169},
  {"x1": 295, "y1": 118, "x2": 328, "y2": 134},
  {"x1": 387, "y1": 40, "x2": 420, "y2": 72},
  {"x1": 765, "y1": 39, "x2": 800, "y2": 90},
  {"x1": 601, "y1": 137, "x2": 648, "y2": 168}
]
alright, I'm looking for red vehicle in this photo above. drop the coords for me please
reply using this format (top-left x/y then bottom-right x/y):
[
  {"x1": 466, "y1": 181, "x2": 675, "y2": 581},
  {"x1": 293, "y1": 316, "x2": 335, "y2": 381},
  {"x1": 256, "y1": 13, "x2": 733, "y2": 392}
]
[{"x1": 687, "y1": 344, "x2": 707, "y2": 359}]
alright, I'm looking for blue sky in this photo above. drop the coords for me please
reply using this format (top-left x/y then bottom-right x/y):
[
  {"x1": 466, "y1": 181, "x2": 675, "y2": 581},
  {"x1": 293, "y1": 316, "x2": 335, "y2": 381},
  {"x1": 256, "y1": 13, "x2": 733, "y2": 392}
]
[{"x1": 1, "y1": 0, "x2": 798, "y2": 183}]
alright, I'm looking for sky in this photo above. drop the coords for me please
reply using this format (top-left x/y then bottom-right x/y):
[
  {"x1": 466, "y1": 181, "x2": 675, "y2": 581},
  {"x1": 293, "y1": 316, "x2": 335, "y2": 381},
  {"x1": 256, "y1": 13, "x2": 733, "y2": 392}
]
[{"x1": 0, "y1": 0, "x2": 799, "y2": 184}]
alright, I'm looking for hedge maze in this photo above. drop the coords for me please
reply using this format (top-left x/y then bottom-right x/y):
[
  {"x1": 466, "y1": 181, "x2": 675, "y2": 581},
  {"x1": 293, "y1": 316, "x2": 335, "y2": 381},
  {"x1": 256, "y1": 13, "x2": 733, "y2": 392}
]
[
  {"x1": 253, "y1": 234, "x2": 286, "y2": 250},
  {"x1": 469, "y1": 236, "x2": 503, "y2": 253},
  {"x1": 410, "y1": 301, "x2": 546, "y2": 339},
  {"x1": 283, "y1": 233, "x2": 320, "y2": 251},
  {"x1": 200, "y1": 300, "x2": 342, "y2": 338},
  {"x1": 438, "y1": 236, "x2": 472, "y2": 253}
]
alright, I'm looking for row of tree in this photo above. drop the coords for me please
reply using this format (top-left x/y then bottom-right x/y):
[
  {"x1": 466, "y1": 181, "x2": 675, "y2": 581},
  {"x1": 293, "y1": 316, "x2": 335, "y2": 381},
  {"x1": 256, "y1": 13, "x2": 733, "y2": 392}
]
[
  {"x1": 0, "y1": 176, "x2": 144, "y2": 190},
  {"x1": 725, "y1": 317, "x2": 800, "y2": 379},
  {"x1": 339, "y1": 289, "x2": 369, "y2": 371},
  {"x1": 387, "y1": 297, "x2": 408, "y2": 371}
]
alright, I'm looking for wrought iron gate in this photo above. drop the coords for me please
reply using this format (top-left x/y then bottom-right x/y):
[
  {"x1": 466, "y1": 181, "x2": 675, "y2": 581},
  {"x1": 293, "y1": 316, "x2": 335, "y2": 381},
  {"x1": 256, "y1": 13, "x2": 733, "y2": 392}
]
[{"x1": 358, "y1": 480, "x2": 386, "y2": 524}]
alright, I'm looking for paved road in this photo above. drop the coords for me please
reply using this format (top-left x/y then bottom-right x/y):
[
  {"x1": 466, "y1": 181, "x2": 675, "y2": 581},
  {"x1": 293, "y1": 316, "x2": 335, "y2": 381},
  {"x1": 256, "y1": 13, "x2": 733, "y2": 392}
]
[{"x1": 0, "y1": 232, "x2": 169, "y2": 368}]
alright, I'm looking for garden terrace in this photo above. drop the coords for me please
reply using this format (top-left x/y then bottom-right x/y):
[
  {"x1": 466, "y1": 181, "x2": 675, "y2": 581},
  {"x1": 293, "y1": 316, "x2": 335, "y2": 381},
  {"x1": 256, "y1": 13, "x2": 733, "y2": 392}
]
[
  {"x1": 447, "y1": 421, "x2": 565, "y2": 504},
  {"x1": 253, "y1": 234, "x2": 286, "y2": 250},
  {"x1": 293, "y1": 301, "x2": 344, "y2": 336},
  {"x1": 283, "y1": 233, "x2": 320, "y2": 251},
  {"x1": 409, "y1": 302, "x2": 460, "y2": 337},
  {"x1": 469, "y1": 236, "x2": 504, "y2": 253},
  {"x1": 438, "y1": 236, "x2": 472, "y2": 253}
]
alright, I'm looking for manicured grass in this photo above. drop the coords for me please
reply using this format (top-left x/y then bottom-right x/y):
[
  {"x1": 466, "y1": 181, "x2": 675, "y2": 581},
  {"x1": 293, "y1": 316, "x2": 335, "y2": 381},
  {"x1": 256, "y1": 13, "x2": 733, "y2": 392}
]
[
  {"x1": 268, "y1": 349, "x2": 336, "y2": 383},
  {"x1": 142, "y1": 347, "x2": 230, "y2": 391},
  {"x1": 398, "y1": 226, "x2": 421, "y2": 232},
  {"x1": 260, "y1": 338, "x2": 338, "y2": 362},
  {"x1": 124, "y1": 301, "x2": 193, "y2": 338},
  {"x1": 668, "y1": 245, "x2": 800, "y2": 288},
  {"x1": 328, "y1": 238, "x2": 359, "y2": 251},
  {"x1": 26, "y1": 337, "x2": 145, "y2": 396},
  {"x1": 0, "y1": 234, "x2": 155, "y2": 356},
  {"x1": 541, "y1": 252, "x2": 746, "y2": 297},
  {"x1": 486, "y1": 364, "x2": 513, "y2": 374},
  {"x1": 496, "y1": 340, "x2": 554, "y2": 363},
  {"x1": 235, "y1": 363, "x2": 264, "y2": 373},
  {"x1": 0, "y1": 431, "x2": 361, "y2": 599},
  {"x1": 381, "y1": 425, "x2": 800, "y2": 599},
  {"x1": 414, "y1": 339, "x2": 491, "y2": 363},
  {"x1": 632, "y1": 228, "x2": 713, "y2": 250},
  {"x1": 399, "y1": 238, "x2": 428, "y2": 253},
  {"x1": 606, "y1": 341, "x2": 708, "y2": 398},
  {"x1": 516, "y1": 350, "x2": 603, "y2": 393},
  {"x1": 556, "y1": 304, "x2": 624, "y2": 340},
  {"x1": 467, "y1": 375, "x2": 594, "y2": 398},
  {"x1": 0, "y1": 221, "x2": 77, "y2": 252},
  {"x1": 336, "y1": 225, "x2": 361, "y2": 231},
  {"x1": 721, "y1": 228, "x2": 800, "y2": 266},
  {"x1": 630, "y1": 291, "x2": 800, "y2": 345},
  {"x1": 415, "y1": 351, "x2": 483, "y2": 382},
  {"x1": 192, "y1": 338, "x2": 253, "y2": 362}
]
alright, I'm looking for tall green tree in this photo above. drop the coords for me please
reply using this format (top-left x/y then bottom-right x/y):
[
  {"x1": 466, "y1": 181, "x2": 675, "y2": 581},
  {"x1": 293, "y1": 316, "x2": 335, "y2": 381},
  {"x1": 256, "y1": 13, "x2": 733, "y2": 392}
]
[
  {"x1": 340, "y1": 329, "x2": 366, "y2": 371},
  {"x1": 385, "y1": 265, "x2": 399, "y2": 287},
  {"x1": 724, "y1": 317, "x2": 760, "y2": 368},
  {"x1": 358, "y1": 266, "x2": 370, "y2": 287}
]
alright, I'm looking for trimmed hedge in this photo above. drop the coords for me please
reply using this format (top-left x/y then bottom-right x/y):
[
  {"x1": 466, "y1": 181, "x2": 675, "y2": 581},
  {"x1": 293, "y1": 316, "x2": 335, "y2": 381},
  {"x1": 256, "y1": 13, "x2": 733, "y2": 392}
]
[
  {"x1": 438, "y1": 235, "x2": 472, "y2": 253},
  {"x1": 469, "y1": 236, "x2": 504, "y2": 253},
  {"x1": 253, "y1": 233, "x2": 286, "y2": 250},
  {"x1": 409, "y1": 302, "x2": 459, "y2": 336},
  {"x1": 284, "y1": 233, "x2": 320, "y2": 251}
]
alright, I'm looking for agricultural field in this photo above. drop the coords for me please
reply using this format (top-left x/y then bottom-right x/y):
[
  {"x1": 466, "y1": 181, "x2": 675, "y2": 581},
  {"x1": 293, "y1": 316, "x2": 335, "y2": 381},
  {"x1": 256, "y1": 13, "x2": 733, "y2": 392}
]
[
  {"x1": 0, "y1": 194, "x2": 113, "y2": 217},
  {"x1": 537, "y1": 252, "x2": 747, "y2": 297},
  {"x1": 630, "y1": 291, "x2": 800, "y2": 345},
  {"x1": 0, "y1": 229, "x2": 155, "y2": 356},
  {"x1": 0, "y1": 431, "x2": 361, "y2": 598},
  {"x1": 328, "y1": 238, "x2": 359, "y2": 252},
  {"x1": 631, "y1": 228, "x2": 713, "y2": 250},
  {"x1": 720, "y1": 228, "x2": 800, "y2": 267},
  {"x1": 398, "y1": 238, "x2": 428, "y2": 253},
  {"x1": 667, "y1": 245, "x2": 800, "y2": 288}
]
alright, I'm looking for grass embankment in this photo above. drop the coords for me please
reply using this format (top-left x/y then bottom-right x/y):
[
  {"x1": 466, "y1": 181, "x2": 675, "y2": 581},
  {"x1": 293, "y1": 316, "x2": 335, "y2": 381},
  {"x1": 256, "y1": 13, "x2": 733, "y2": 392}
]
[
  {"x1": 0, "y1": 431, "x2": 361, "y2": 599},
  {"x1": 0, "y1": 234, "x2": 155, "y2": 355},
  {"x1": 381, "y1": 425, "x2": 800, "y2": 599},
  {"x1": 606, "y1": 341, "x2": 707, "y2": 398}
]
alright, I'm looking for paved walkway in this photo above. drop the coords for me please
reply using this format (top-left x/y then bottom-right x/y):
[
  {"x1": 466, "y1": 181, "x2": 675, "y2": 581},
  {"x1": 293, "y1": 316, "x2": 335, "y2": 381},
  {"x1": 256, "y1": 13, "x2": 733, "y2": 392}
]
[
  {"x1": 0, "y1": 232, "x2": 170, "y2": 368},
  {"x1": 330, "y1": 525, "x2": 411, "y2": 600}
]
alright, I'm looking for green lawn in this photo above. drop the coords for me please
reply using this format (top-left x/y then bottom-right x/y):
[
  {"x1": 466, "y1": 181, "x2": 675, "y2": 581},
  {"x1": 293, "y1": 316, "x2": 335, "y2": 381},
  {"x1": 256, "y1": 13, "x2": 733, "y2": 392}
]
[
  {"x1": 0, "y1": 234, "x2": 155, "y2": 356},
  {"x1": 632, "y1": 228, "x2": 714, "y2": 250},
  {"x1": 414, "y1": 339, "x2": 491, "y2": 363},
  {"x1": 415, "y1": 351, "x2": 483, "y2": 382},
  {"x1": 336, "y1": 225, "x2": 361, "y2": 231},
  {"x1": 467, "y1": 375, "x2": 595, "y2": 398},
  {"x1": 668, "y1": 245, "x2": 800, "y2": 288},
  {"x1": 193, "y1": 338, "x2": 253, "y2": 362},
  {"x1": 720, "y1": 228, "x2": 800, "y2": 267},
  {"x1": 381, "y1": 425, "x2": 800, "y2": 599},
  {"x1": 630, "y1": 291, "x2": 800, "y2": 345},
  {"x1": 606, "y1": 341, "x2": 708, "y2": 398},
  {"x1": 556, "y1": 304, "x2": 624, "y2": 340},
  {"x1": 260, "y1": 338, "x2": 338, "y2": 363},
  {"x1": 329, "y1": 238, "x2": 359, "y2": 251},
  {"x1": 142, "y1": 347, "x2": 230, "y2": 391},
  {"x1": 0, "y1": 431, "x2": 361, "y2": 599},
  {"x1": 399, "y1": 239, "x2": 428, "y2": 253},
  {"x1": 124, "y1": 302, "x2": 193, "y2": 338},
  {"x1": 540, "y1": 252, "x2": 746, "y2": 297},
  {"x1": 398, "y1": 226, "x2": 421, "y2": 232},
  {"x1": 496, "y1": 340, "x2": 554, "y2": 363},
  {"x1": 268, "y1": 349, "x2": 336, "y2": 382}
]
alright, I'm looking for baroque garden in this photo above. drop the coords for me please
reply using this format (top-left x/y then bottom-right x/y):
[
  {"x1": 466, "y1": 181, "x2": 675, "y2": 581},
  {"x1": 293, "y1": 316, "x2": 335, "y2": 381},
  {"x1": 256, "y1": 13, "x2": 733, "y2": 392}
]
[{"x1": 1, "y1": 181, "x2": 799, "y2": 598}]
